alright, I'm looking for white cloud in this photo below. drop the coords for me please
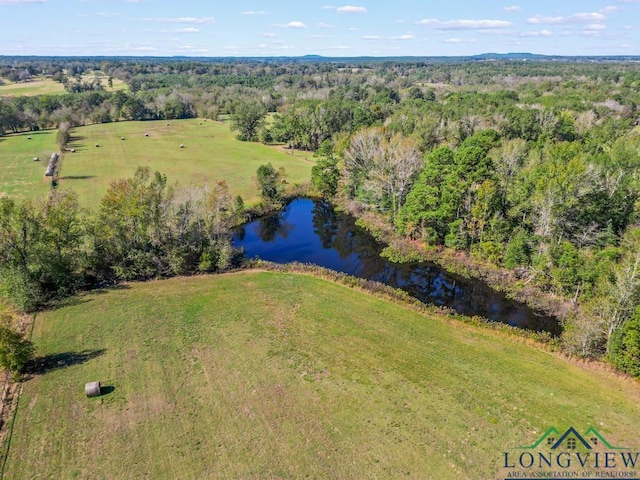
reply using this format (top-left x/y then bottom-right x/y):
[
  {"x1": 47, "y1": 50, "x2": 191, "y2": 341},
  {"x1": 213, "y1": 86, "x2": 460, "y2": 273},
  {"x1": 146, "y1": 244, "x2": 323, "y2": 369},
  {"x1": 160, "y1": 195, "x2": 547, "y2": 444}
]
[
  {"x1": 444, "y1": 37, "x2": 477, "y2": 43},
  {"x1": 162, "y1": 27, "x2": 199, "y2": 33},
  {"x1": 173, "y1": 45, "x2": 208, "y2": 53},
  {"x1": 348, "y1": 26, "x2": 358, "y2": 31},
  {"x1": 363, "y1": 35, "x2": 381, "y2": 40},
  {"x1": 141, "y1": 17, "x2": 215, "y2": 24},
  {"x1": 317, "y1": 22, "x2": 334, "y2": 28},
  {"x1": 390, "y1": 34, "x2": 415, "y2": 40},
  {"x1": 276, "y1": 21, "x2": 307, "y2": 28},
  {"x1": 584, "y1": 24, "x2": 607, "y2": 30},
  {"x1": 242, "y1": 11, "x2": 265, "y2": 15},
  {"x1": 130, "y1": 46, "x2": 158, "y2": 52},
  {"x1": 527, "y1": 12, "x2": 606, "y2": 24},
  {"x1": 336, "y1": 5, "x2": 367, "y2": 14},
  {"x1": 600, "y1": 6, "x2": 619, "y2": 13},
  {"x1": 308, "y1": 34, "x2": 329, "y2": 38},
  {"x1": 322, "y1": 4, "x2": 336, "y2": 9},
  {"x1": 0, "y1": 0, "x2": 46, "y2": 3},
  {"x1": 519, "y1": 29, "x2": 552, "y2": 37},
  {"x1": 503, "y1": 5, "x2": 522, "y2": 12},
  {"x1": 262, "y1": 32, "x2": 277, "y2": 37},
  {"x1": 416, "y1": 19, "x2": 512, "y2": 29}
]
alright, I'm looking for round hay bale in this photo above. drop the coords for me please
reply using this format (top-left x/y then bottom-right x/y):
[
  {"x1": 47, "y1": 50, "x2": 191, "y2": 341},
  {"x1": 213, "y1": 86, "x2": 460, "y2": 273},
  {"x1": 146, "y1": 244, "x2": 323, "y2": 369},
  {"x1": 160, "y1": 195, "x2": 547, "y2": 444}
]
[
  {"x1": 27, "y1": 136, "x2": 32, "y2": 140},
  {"x1": 70, "y1": 148, "x2": 76, "y2": 153},
  {"x1": 85, "y1": 381, "x2": 101, "y2": 397},
  {"x1": 199, "y1": 122, "x2": 203, "y2": 125},
  {"x1": 95, "y1": 143, "x2": 100, "y2": 148},
  {"x1": 180, "y1": 144, "x2": 185, "y2": 148},
  {"x1": 166, "y1": 123, "x2": 170, "y2": 126},
  {"x1": 145, "y1": 133, "x2": 149, "y2": 137},
  {"x1": 121, "y1": 137, "x2": 126, "y2": 140},
  {"x1": 33, "y1": 157, "x2": 39, "y2": 162}
]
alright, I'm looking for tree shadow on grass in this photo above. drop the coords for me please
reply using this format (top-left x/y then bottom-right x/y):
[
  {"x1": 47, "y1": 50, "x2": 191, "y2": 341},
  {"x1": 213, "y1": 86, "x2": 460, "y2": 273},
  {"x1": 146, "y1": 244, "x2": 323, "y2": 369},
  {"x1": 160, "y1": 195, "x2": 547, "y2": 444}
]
[
  {"x1": 24, "y1": 349, "x2": 106, "y2": 377},
  {"x1": 47, "y1": 283, "x2": 131, "y2": 311},
  {"x1": 59, "y1": 175, "x2": 96, "y2": 180}
]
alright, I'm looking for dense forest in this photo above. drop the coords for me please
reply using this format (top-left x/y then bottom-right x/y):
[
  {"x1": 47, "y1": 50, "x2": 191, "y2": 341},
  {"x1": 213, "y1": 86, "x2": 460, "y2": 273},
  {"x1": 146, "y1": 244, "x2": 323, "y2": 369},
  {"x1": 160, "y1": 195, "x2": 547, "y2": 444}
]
[{"x1": 2, "y1": 56, "x2": 640, "y2": 377}]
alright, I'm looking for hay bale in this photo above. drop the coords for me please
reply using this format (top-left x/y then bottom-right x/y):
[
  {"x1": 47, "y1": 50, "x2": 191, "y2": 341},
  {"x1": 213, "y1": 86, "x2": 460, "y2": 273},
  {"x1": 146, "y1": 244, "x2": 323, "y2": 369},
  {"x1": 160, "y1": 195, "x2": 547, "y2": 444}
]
[
  {"x1": 166, "y1": 123, "x2": 170, "y2": 126},
  {"x1": 121, "y1": 137, "x2": 126, "y2": 140},
  {"x1": 199, "y1": 122, "x2": 203, "y2": 125},
  {"x1": 95, "y1": 143, "x2": 100, "y2": 148},
  {"x1": 180, "y1": 144, "x2": 185, "y2": 148},
  {"x1": 85, "y1": 381, "x2": 101, "y2": 397},
  {"x1": 27, "y1": 136, "x2": 32, "y2": 140},
  {"x1": 33, "y1": 157, "x2": 39, "y2": 162},
  {"x1": 145, "y1": 133, "x2": 149, "y2": 137},
  {"x1": 70, "y1": 148, "x2": 76, "y2": 153}
]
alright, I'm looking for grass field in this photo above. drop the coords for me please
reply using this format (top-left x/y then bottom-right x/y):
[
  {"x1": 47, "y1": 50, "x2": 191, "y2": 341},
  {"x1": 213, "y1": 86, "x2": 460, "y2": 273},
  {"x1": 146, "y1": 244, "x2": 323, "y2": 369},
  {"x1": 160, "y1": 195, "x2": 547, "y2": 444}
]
[
  {"x1": 0, "y1": 78, "x2": 66, "y2": 97},
  {"x1": 0, "y1": 130, "x2": 58, "y2": 200},
  {"x1": 0, "y1": 119, "x2": 313, "y2": 208},
  {"x1": 0, "y1": 75, "x2": 127, "y2": 97},
  {"x1": 61, "y1": 119, "x2": 313, "y2": 208},
  {"x1": 5, "y1": 271, "x2": 640, "y2": 479}
]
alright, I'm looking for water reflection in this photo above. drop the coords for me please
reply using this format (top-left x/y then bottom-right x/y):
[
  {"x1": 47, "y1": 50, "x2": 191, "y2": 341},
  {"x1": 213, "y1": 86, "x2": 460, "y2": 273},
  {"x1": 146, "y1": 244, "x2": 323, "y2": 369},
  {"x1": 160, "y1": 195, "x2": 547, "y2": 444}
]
[{"x1": 234, "y1": 198, "x2": 560, "y2": 335}]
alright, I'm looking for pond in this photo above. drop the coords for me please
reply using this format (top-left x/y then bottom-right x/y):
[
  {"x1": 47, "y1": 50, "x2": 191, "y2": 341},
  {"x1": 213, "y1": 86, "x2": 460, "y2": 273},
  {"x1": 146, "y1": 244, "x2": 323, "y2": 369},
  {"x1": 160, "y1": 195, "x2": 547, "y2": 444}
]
[{"x1": 233, "y1": 198, "x2": 560, "y2": 335}]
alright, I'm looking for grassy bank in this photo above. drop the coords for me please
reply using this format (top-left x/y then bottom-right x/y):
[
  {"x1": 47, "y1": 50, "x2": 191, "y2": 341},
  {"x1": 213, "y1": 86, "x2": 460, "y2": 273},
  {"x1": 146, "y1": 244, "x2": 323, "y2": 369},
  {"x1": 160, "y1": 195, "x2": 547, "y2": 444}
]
[{"x1": 5, "y1": 271, "x2": 640, "y2": 479}]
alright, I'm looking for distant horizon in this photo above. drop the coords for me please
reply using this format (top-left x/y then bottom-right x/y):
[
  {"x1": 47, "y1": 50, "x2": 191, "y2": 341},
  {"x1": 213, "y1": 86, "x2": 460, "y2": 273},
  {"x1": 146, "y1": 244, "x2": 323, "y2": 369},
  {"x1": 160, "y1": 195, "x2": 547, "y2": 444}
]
[
  {"x1": 1, "y1": 1, "x2": 638, "y2": 57},
  {"x1": 3, "y1": 52, "x2": 640, "y2": 61}
]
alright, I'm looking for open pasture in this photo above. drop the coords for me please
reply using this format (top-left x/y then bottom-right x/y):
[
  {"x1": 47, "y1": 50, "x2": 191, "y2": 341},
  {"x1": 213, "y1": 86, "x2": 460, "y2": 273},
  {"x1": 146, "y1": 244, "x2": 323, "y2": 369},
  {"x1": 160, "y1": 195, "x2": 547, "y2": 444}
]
[
  {"x1": 5, "y1": 271, "x2": 640, "y2": 479},
  {"x1": 60, "y1": 119, "x2": 313, "y2": 208}
]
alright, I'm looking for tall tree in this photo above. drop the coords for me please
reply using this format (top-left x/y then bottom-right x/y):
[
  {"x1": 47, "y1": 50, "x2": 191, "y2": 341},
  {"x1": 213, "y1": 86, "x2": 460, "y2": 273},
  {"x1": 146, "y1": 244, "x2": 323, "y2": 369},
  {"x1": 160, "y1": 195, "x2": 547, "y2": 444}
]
[{"x1": 231, "y1": 100, "x2": 266, "y2": 142}]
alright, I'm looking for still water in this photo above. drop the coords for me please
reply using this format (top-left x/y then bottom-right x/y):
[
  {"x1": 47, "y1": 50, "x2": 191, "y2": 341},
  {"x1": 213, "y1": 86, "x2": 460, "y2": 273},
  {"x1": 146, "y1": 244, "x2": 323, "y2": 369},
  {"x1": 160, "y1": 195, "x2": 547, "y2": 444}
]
[{"x1": 233, "y1": 198, "x2": 560, "y2": 335}]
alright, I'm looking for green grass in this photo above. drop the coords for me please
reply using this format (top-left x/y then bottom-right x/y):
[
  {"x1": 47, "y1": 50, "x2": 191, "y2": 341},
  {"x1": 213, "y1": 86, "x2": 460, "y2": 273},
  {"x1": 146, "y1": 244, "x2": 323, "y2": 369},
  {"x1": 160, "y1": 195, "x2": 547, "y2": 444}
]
[
  {"x1": 0, "y1": 119, "x2": 313, "y2": 209},
  {"x1": 0, "y1": 78, "x2": 66, "y2": 97},
  {"x1": 6, "y1": 271, "x2": 640, "y2": 479},
  {"x1": 0, "y1": 130, "x2": 58, "y2": 200},
  {"x1": 0, "y1": 74, "x2": 127, "y2": 97},
  {"x1": 60, "y1": 119, "x2": 313, "y2": 208}
]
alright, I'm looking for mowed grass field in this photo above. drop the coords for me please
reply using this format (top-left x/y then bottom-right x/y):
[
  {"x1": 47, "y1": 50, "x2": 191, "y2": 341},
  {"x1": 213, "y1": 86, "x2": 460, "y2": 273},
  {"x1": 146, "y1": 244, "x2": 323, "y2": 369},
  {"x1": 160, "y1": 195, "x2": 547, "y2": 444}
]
[
  {"x1": 0, "y1": 119, "x2": 313, "y2": 208},
  {"x1": 0, "y1": 78, "x2": 66, "y2": 97},
  {"x1": 0, "y1": 75, "x2": 127, "y2": 97},
  {"x1": 0, "y1": 130, "x2": 58, "y2": 200},
  {"x1": 6, "y1": 271, "x2": 640, "y2": 479},
  {"x1": 61, "y1": 119, "x2": 313, "y2": 208}
]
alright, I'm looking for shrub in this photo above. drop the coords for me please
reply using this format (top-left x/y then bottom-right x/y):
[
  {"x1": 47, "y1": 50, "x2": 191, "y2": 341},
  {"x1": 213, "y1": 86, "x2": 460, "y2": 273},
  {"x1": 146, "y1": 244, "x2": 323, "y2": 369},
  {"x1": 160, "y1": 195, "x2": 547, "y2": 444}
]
[
  {"x1": 608, "y1": 308, "x2": 640, "y2": 378},
  {"x1": 0, "y1": 322, "x2": 35, "y2": 380}
]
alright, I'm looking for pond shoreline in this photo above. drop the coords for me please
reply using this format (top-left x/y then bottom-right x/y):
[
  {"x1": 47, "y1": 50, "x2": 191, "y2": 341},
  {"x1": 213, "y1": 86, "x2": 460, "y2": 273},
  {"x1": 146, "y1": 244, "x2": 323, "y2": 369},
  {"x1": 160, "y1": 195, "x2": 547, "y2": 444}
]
[
  {"x1": 334, "y1": 197, "x2": 576, "y2": 328},
  {"x1": 234, "y1": 197, "x2": 562, "y2": 335}
]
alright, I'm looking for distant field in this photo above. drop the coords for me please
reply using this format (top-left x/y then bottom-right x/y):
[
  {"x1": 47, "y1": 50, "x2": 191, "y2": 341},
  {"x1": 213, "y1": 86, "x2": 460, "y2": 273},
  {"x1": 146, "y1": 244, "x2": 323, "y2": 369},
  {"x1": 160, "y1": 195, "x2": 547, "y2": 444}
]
[
  {"x1": 0, "y1": 74, "x2": 127, "y2": 97},
  {"x1": 0, "y1": 130, "x2": 58, "y2": 200},
  {"x1": 5, "y1": 271, "x2": 640, "y2": 479},
  {"x1": 0, "y1": 78, "x2": 65, "y2": 96},
  {"x1": 0, "y1": 119, "x2": 313, "y2": 208},
  {"x1": 60, "y1": 119, "x2": 313, "y2": 208}
]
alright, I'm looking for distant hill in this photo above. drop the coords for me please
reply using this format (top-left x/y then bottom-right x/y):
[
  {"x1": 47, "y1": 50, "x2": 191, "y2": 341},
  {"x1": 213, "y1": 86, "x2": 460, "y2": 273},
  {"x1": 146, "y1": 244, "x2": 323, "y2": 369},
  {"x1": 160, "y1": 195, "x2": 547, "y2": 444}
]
[{"x1": 2, "y1": 53, "x2": 640, "y2": 64}]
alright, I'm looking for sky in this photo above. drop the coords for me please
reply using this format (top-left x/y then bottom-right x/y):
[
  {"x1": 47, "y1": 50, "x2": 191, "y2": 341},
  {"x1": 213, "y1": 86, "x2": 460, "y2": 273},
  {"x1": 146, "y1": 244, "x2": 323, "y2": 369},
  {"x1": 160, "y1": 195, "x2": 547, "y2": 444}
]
[{"x1": 1, "y1": 0, "x2": 639, "y2": 57}]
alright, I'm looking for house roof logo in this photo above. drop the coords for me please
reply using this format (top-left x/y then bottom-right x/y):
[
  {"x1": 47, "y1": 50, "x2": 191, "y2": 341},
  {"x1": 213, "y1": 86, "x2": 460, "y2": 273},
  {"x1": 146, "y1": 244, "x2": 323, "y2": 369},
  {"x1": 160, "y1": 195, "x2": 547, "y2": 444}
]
[{"x1": 518, "y1": 426, "x2": 630, "y2": 451}]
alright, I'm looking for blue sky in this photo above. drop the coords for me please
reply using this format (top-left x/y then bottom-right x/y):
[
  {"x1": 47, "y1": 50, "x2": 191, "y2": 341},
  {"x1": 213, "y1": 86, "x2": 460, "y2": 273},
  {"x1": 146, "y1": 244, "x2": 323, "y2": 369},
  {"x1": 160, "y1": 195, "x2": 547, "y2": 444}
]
[{"x1": 1, "y1": 0, "x2": 639, "y2": 57}]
